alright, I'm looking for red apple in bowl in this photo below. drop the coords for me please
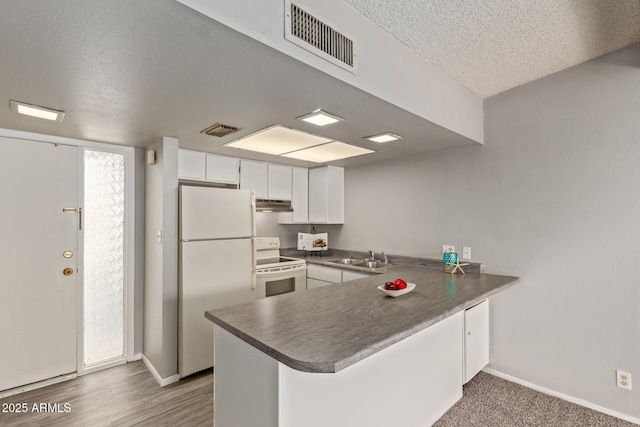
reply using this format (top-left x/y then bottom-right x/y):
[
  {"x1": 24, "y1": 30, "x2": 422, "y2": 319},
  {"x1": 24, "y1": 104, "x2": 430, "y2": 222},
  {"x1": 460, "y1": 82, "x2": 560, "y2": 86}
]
[
  {"x1": 394, "y1": 278, "x2": 408, "y2": 290},
  {"x1": 384, "y1": 281, "x2": 397, "y2": 290}
]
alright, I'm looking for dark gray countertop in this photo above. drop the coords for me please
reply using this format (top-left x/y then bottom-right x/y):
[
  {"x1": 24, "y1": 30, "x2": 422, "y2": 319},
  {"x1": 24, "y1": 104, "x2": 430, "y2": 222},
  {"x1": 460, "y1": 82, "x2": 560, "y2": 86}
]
[{"x1": 206, "y1": 265, "x2": 518, "y2": 373}]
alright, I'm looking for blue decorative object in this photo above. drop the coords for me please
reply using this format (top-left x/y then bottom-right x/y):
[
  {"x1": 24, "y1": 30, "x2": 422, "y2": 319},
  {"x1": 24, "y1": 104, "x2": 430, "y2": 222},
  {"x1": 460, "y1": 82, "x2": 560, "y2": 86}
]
[{"x1": 443, "y1": 252, "x2": 458, "y2": 273}]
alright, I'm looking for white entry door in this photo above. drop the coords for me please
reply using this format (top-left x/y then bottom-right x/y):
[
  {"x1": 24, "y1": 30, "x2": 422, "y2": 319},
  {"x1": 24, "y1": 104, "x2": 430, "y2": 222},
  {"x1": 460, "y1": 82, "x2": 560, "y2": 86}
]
[{"x1": 0, "y1": 137, "x2": 79, "y2": 391}]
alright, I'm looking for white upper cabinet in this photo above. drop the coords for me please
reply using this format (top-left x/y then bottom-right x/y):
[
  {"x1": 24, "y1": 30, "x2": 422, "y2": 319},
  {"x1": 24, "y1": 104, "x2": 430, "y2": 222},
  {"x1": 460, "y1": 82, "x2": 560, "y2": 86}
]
[
  {"x1": 178, "y1": 149, "x2": 206, "y2": 180},
  {"x1": 240, "y1": 160, "x2": 268, "y2": 199},
  {"x1": 308, "y1": 165, "x2": 344, "y2": 224},
  {"x1": 279, "y1": 167, "x2": 308, "y2": 224},
  {"x1": 267, "y1": 164, "x2": 292, "y2": 200},
  {"x1": 178, "y1": 150, "x2": 239, "y2": 185},
  {"x1": 206, "y1": 154, "x2": 239, "y2": 185}
]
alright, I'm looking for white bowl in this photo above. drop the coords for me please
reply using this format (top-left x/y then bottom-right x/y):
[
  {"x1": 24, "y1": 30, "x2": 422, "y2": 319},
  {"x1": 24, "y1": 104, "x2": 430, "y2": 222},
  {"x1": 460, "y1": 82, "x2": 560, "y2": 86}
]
[{"x1": 377, "y1": 282, "x2": 416, "y2": 297}]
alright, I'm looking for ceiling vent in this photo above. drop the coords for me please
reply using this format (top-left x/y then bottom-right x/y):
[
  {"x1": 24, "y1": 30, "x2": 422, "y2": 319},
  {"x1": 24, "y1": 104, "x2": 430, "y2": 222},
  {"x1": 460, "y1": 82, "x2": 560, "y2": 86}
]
[
  {"x1": 285, "y1": 1, "x2": 356, "y2": 73},
  {"x1": 200, "y1": 123, "x2": 241, "y2": 138}
]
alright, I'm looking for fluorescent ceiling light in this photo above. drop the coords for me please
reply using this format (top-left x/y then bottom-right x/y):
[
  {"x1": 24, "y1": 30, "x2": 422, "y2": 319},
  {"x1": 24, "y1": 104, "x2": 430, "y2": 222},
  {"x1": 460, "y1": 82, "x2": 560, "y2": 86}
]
[
  {"x1": 297, "y1": 109, "x2": 344, "y2": 126},
  {"x1": 225, "y1": 125, "x2": 332, "y2": 155},
  {"x1": 283, "y1": 141, "x2": 374, "y2": 163},
  {"x1": 366, "y1": 132, "x2": 402, "y2": 143},
  {"x1": 9, "y1": 100, "x2": 65, "y2": 122}
]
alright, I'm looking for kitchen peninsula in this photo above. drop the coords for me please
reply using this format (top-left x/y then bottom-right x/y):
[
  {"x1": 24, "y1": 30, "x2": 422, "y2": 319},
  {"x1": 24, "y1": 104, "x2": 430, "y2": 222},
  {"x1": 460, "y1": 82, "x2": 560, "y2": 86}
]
[{"x1": 206, "y1": 265, "x2": 518, "y2": 427}]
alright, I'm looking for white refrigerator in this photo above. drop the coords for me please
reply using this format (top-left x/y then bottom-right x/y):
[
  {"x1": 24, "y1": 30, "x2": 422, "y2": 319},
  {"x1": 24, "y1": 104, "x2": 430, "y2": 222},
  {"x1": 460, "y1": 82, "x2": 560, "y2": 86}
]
[{"x1": 179, "y1": 185, "x2": 256, "y2": 377}]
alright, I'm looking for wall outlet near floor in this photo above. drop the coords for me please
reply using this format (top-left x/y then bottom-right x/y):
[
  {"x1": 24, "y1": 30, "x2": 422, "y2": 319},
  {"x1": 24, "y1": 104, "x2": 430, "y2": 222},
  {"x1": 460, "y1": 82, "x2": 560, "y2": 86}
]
[
  {"x1": 462, "y1": 246, "x2": 471, "y2": 260},
  {"x1": 616, "y1": 370, "x2": 632, "y2": 390},
  {"x1": 443, "y1": 245, "x2": 455, "y2": 254}
]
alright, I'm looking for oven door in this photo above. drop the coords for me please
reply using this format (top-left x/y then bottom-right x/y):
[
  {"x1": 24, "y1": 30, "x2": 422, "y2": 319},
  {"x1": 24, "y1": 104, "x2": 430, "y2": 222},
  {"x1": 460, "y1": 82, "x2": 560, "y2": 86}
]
[{"x1": 255, "y1": 264, "x2": 307, "y2": 299}]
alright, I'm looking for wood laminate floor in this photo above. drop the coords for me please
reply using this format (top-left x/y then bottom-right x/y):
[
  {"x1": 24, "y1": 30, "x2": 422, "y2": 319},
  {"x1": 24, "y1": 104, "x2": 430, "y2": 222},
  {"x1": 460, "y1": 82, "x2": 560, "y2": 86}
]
[
  {"x1": 1, "y1": 361, "x2": 636, "y2": 426},
  {"x1": 0, "y1": 361, "x2": 212, "y2": 427}
]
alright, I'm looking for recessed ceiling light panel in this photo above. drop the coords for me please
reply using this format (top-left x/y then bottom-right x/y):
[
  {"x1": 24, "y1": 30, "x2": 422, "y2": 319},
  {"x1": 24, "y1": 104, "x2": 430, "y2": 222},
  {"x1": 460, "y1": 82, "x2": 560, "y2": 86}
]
[
  {"x1": 283, "y1": 141, "x2": 373, "y2": 163},
  {"x1": 9, "y1": 100, "x2": 65, "y2": 122},
  {"x1": 366, "y1": 132, "x2": 402, "y2": 143},
  {"x1": 225, "y1": 125, "x2": 332, "y2": 155},
  {"x1": 297, "y1": 109, "x2": 344, "y2": 126}
]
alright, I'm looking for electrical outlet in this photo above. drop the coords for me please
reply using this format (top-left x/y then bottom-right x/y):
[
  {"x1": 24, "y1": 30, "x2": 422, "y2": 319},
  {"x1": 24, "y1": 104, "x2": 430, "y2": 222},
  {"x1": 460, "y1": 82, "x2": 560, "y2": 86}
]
[
  {"x1": 617, "y1": 370, "x2": 632, "y2": 390},
  {"x1": 442, "y1": 245, "x2": 455, "y2": 254},
  {"x1": 462, "y1": 246, "x2": 471, "y2": 260}
]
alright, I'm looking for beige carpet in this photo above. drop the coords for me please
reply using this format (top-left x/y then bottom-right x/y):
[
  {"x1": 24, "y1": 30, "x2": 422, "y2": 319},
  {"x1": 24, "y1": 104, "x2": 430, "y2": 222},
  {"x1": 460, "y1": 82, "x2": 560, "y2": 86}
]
[{"x1": 434, "y1": 372, "x2": 636, "y2": 427}]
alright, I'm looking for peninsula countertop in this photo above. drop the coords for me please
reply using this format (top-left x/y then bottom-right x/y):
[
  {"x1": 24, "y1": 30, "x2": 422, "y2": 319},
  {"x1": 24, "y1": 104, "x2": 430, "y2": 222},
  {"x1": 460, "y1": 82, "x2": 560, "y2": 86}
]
[{"x1": 205, "y1": 265, "x2": 518, "y2": 373}]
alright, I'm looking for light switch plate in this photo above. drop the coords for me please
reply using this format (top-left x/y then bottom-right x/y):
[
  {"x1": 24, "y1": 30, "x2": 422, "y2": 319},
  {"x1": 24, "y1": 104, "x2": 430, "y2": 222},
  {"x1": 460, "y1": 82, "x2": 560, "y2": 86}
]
[{"x1": 463, "y1": 246, "x2": 471, "y2": 260}]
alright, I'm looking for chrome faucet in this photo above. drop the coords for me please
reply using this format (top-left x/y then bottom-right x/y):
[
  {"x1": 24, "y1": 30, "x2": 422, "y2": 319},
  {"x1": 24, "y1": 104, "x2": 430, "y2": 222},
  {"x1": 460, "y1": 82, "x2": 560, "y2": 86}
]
[
  {"x1": 382, "y1": 251, "x2": 389, "y2": 263},
  {"x1": 368, "y1": 250, "x2": 375, "y2": 260}
]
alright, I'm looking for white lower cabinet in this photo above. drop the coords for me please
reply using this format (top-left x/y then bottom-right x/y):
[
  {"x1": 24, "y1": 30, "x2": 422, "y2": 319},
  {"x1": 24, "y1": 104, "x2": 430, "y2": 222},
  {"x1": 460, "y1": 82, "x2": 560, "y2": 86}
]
[
  {"x1": 306, "y1": 264, "x2": 342, "y2": 289},
  {"x1": 341, "y1": 270, "x2": 371, "y2": 282},
  {"x1": 463, "y1": 299, "x2": 489, "y2": 383},
  {"x1": 306, "y1": 264, "x2": 373, "y2": 289}
]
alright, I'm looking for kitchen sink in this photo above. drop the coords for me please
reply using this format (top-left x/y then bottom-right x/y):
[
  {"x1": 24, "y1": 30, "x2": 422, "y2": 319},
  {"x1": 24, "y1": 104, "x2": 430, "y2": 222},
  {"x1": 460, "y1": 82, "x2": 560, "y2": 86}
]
[
  {"x1": 326, "y1": 258, "x2": 392, "y2": 269},
  {"x1": 362, "y1": 260, "x2": 391, "y2": 269},
  {"x1": 327, "y1": 258, "x2": 365, "y2": 266}
]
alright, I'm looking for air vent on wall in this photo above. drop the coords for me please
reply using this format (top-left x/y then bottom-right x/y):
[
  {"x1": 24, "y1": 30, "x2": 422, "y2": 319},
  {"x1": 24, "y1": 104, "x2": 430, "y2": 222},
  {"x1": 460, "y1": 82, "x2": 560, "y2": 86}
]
[
  {"x1": 285, "y1": 1, "x2": 356, "y2": 73},
  {"x1": 200, "y1": 123, "x2": 241, "y2": 138}
]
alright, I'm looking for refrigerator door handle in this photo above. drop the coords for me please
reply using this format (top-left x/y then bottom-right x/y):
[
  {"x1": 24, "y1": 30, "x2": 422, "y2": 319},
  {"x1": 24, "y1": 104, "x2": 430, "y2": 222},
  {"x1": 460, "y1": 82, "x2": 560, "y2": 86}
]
[
  {"x1": 251, "y1": 238, "x2": 256, "y2": 290},
  {"x1": 250, "y1": 190, "x2": 256, "y2": 237}
]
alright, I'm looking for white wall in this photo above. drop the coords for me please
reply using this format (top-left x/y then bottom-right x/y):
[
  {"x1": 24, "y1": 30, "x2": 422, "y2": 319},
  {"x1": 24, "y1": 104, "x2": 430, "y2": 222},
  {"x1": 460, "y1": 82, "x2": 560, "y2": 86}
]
[
  {"x1": 255, "y1": 213, "x2": 298, "y2": 247},
  {"x1": 143, "y1": 137, "x2": 179, "y2": 381},
  {"x1": 176, "y1": 0, "x2": 483, "y2": 143},
  {"x1": 332, "y1": 43, "x2": 640, "y2": 418}
]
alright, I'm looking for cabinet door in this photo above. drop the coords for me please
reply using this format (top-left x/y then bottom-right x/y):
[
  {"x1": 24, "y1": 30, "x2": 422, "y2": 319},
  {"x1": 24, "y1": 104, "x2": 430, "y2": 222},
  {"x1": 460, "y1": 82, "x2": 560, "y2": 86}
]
[
  {"x1": 306, "y1": 264, "x2": 342, "y2": 284},
  {"x1": 292, "y1": 167, "x2": 309, "y2": 223},
  {"x1": 279, "y1": 167, "x2": 308, "y2": 224},
  {"x1": 178, "y1": 149, "x2": 206, "y2": 180},
  {"x1": 308, "y1": 165, "x2": 343, "y2": 224},
  {"x1": 342, "y1": 270, "x2": 370, "y2": 282},
  {"x1": 240, "y1": 160, "x2": 267, "y2": 199},
  {"x1": 464, "y1": 299, "x2": 489, "y2": 383},
  {"x1": 267, "y1": 164, "x2": 292, "y2": 200},
  {"x1": 307, "y1": 278, "x2": 336, "y2": 289},
  {"x1": 206, "y1": 154, "x2": 239, "y2": 184}
]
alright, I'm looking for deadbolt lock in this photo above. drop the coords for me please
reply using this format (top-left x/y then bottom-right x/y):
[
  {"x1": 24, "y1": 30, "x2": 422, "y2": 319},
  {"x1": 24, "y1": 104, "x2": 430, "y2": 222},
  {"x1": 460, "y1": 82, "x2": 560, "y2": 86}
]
[
  {"x1": 63, "y1": 251, "x2": 73, "y2": 259},
  {"x1": 63, "y1": 268, "x2": 74, "y2": 276}
]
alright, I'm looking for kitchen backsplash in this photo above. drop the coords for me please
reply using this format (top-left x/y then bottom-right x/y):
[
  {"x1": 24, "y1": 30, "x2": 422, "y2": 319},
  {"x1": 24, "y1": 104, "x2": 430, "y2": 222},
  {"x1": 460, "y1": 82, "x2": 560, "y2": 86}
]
[{"x1": 280, "y1": 248, "x2": 484, "y2": 274}]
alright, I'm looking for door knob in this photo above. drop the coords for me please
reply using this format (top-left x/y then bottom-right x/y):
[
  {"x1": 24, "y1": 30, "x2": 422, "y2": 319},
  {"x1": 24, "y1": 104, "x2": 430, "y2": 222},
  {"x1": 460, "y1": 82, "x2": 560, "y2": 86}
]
[
  {"x1": 63, "y1": 251, "x2": 73, "y2": 259},
  {"x1": 63, "y1": 268, "x2": 74, "y2": 276}
]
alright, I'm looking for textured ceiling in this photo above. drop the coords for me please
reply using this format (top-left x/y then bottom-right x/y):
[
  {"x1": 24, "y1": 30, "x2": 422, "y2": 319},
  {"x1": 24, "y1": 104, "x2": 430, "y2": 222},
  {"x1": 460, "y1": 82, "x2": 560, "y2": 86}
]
[{"x1": 345, "y1": 0, "x2": 640, "y2": 98}]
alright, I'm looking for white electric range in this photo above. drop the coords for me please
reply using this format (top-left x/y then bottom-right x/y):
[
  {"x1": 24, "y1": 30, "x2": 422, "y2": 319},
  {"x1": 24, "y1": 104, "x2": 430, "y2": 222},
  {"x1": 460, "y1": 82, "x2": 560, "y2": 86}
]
[{"x1": 255, "y1": 237, "x2": 307, "y2": 299}]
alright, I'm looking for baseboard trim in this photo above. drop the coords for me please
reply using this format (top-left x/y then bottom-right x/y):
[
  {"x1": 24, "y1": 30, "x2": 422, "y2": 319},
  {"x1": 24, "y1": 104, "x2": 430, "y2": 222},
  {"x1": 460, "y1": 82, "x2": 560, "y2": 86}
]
[
  {"x1": 142, "y1": 354, "x2": 180, "y2": 387},
  {"x1": 483, "y1": 368, "x2": 640, "y2": 425},
  {"x1": 0, "y1": 373, "x2": 77, "y2": 399},
  {"x1": 128, "y1": 353, "x2": 143, "y2": 362}
]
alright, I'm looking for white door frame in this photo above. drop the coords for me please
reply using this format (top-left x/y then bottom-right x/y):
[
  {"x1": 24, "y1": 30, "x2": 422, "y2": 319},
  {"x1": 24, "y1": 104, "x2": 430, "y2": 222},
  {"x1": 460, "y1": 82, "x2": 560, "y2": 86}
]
[{"x1": 0, "y1": 128, "x2": 138, "y2": 374}]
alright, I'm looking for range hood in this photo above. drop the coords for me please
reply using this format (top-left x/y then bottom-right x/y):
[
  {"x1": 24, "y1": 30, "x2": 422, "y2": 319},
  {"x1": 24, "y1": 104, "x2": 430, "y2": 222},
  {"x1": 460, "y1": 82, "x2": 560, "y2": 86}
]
[{"x1": 255, "y1": 199, "x2": 293, "y2": 213}]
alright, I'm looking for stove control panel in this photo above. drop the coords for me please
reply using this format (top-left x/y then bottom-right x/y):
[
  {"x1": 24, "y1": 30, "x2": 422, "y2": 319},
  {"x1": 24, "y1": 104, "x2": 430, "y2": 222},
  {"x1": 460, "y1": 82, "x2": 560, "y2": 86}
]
[{"x1": 255, "y1": 236, "x2": 280, "y2": 251}]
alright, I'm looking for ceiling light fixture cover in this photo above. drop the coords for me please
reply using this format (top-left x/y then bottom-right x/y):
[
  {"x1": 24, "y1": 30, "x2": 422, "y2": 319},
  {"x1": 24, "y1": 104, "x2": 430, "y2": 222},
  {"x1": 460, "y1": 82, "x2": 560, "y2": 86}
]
[
  {"x1": 366, "y1": 132, "x2": 402, "y2": 143},
  {"x1": 283, "y1": 141, "x2": 373, "y2": 163},
  {"x1": 224, "y1": 125, "x2": 332, "y2": 155},
  {"x1": 297, "y1": 109, "x2": 344, "y2": 126},
  {"x1": 9, "y1": 100, "x2": 65, "y2": 122}
]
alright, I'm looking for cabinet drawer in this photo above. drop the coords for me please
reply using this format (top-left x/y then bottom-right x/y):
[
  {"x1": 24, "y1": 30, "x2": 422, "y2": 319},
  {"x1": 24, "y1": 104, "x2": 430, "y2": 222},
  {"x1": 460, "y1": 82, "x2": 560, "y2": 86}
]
[
  {"x1": 342, "y1": 270, "x2": 371, "y2": 282},
  {"x1": 306, "y1": 278, "x2": 337, "y2": 290},
  {"x1": 306, "y1": 264, "x2": 342, "y2": 283}
]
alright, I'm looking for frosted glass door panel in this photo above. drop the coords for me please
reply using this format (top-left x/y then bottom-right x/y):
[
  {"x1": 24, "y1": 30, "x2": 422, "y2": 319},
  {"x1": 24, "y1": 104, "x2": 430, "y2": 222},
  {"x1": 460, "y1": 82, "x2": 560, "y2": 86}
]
[{"x1": 83, "y1": 150, "x2": 125, "y2": 366}]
